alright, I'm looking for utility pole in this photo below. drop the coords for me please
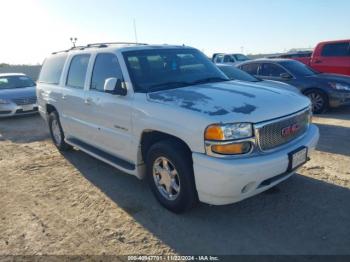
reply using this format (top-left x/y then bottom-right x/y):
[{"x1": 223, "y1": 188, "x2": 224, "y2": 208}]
[
  {"x1": 70, "y1": 37, "x2": 78, "y2": 48},
  {"x1": 133, "y1": 19, "x2": 138, "y2": 43}
]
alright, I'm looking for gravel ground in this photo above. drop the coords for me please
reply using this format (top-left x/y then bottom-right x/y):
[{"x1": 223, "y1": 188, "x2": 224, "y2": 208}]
[{"x1": 0, "y1": 107, "x2": 349, "y2": 256}]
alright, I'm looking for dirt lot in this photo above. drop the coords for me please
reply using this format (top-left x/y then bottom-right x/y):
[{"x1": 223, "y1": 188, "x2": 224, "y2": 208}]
[{"x1": 1, "y1": 107, "x2": 350, "y2": 256}]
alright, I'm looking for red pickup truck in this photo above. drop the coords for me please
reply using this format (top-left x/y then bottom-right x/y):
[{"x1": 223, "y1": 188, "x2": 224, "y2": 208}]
[
  {"x1": 277, "y1": 40, "x2": 350, "y2": 76},
  {"x1": 309, "y1": 40, "x2": 350, "y2": 76}
]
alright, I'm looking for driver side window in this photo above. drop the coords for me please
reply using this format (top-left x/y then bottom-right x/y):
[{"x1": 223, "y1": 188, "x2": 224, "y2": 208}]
[
  {"x1": 91, "y1": 53, "x2": 124, "y2": 92},
  {"x1": 261, "y1": 63, "x2": 286, "y2": 77}
]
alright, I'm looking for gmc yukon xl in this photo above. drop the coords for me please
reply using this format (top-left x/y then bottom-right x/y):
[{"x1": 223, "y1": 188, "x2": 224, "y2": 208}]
[{"x1": 37, "y1": 43, "x2": 319, "y2": 213}]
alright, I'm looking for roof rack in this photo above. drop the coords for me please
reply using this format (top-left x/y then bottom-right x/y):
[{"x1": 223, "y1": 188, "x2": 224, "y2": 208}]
[{"x1": 52, "y1": 42, "x2": 148, "y2": 55}]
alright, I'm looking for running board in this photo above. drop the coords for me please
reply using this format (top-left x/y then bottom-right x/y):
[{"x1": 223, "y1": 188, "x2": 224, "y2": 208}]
[{"x1": 67, "y1": 138, "x2": 135, "y2": 171}]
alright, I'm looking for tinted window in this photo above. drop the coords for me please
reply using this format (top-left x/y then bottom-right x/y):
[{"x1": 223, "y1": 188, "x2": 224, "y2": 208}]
[
  {"x1": 0, "y1": 75, "x2": 36, "y2": 90},
  {"x1": 233, "y1": 54, "x2": 249, "y2": 61},
  {"x1": 280, "y1": 60, "x2": 317, "y2": 76},
  {"x1": 91, "y1": 53, "x2": 124, "y2": 91},
  {"x1": 215, "y1": 55, "x2": 224, "y2": 63},
  {"x1": 260, "y1": 63, "x2": 286, "y2": 77},
  {"x1": 38, "y1": 54, "x2": 67, "y2": 84},
  {"x1": 123, "y1": 49, "x2": 228, "y2": 92},
  {"x1": 240, "y1": 63, "x2": 259, "y2": 75},
  {"x1": 223, "y1": 55, "x2": 235, "y2": 63},
  {"x1": 321, "y1": 42, "x2": 350, "y2": 57},
  {"x1": 218, "y1": 65, "x2": 260, "y2": 82},
  {"x1": 66, "y1": 54, "x2": 90, "y2": 89}
]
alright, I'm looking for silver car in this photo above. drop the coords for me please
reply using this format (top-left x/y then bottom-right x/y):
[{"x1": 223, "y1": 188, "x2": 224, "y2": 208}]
[{"x1": 0, "y1": 73, "x2": 38, "y2": 117}]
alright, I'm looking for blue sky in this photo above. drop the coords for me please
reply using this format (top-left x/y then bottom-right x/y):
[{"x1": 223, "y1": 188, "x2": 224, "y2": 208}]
[{"x1": 1, "y1": 0, "x2": 349, "y2": 64}]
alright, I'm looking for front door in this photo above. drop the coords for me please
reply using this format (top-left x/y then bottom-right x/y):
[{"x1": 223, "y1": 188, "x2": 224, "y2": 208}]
[{"x1": 84, "y1": 53, "x2": 133, "y2": 162}]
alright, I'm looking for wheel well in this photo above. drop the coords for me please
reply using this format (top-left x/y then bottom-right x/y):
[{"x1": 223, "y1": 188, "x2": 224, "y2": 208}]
[
  {"x1": 46, "y1": 104, "x2": 57, "y2": 114},
  {"x1": 140, "y1": 131, "x2": 192, "y2": 163}
]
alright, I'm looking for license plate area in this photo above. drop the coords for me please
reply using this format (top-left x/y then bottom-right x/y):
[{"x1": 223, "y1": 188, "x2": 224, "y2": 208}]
[
  {"x1": 288, "y1": 146, "x2": 308, "y2": 171},
  {"x1": 22, "y1": 105, "x2": 34, "y2": 111}
]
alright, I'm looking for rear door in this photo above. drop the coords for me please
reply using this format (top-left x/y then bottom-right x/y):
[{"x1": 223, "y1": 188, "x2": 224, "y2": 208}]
[
  {"x1": 84, "y1": 52, "x2": 133, "y2": 161},
  {"x1": 60, "y1": 54, "x2": 94, "y2": 142},
  {"x1": 312, "y1": 42, "x2": 350, "y2": 75}
]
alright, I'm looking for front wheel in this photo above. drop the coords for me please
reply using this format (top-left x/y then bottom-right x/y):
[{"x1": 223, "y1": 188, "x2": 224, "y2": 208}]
[
  {"x1": 146, "y1": 140, "x2": 198, "y2": 213},
  {"x1": 48, "y1": 111, "x2": 72, "y2": 151},
  {"x1": 304, "y1": 90, "x2": 328, "y2": 114}
]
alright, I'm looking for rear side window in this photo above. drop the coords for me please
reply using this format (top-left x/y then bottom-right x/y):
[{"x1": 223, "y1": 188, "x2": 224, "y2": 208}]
[
  {"x1": 321, "y1": 42, "x2": 350, "y2": 57},
  {"x1": 66, "y1": 54, "x2": 90, "y2": 89},
  {"x1": 38, "y1": 54, "x2": 67, "y2": 84},
  {"x1": 260, "y1": 63, "x2": 286, "y2": 77},
  {"x1": 240, "y1": 63, "x2": 259, "y2": 75},
  {"x1": 91, "y1": 53, "x2": 124, "y2": 91}
]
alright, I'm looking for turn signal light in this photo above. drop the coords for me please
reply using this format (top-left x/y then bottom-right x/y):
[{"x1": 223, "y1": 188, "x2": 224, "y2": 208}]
[
  {"x1": 211, "y1": 142, "x2": 251, "y2": 155},
  {"x1": 205, "y1": 125, "x2": 224, "y2": 140}
]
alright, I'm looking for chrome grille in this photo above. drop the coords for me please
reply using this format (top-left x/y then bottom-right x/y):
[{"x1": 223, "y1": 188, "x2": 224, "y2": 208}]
[
  {"x1": 256, "y1": 109, "x2": 310, "y2": 151},
  {"x1": 12, "y1": 97, "x2": 37, "y2": 105}
]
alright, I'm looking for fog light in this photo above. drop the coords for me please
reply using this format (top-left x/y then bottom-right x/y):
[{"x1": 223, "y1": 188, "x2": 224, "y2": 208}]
[{"x1": 211, "y1": 142, "x2": 251, "y2": 155}]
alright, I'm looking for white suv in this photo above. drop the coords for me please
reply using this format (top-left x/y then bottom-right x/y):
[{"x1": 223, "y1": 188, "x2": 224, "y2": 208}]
[{"x1": 37, "y1": 43, "x2": 319, "y2": 213}]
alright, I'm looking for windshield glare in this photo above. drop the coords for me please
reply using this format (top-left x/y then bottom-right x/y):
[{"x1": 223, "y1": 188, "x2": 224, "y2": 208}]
[
  {"x1": 0, "y1": 75, "x2": 36, "y2": 90},
  {"x1": 218, "y1": 65, "x2": 260, "y2": 82},
  {"x1": 281, "y1": 60, "x2": 318, "y2": 76},
  {"x1": 123, "y1": 49, "x2": 228, "y2": 92}
]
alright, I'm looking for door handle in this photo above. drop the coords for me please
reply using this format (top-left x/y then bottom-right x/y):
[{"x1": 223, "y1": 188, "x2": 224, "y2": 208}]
[
  {"x1": 314, "y1": 60, "x2": 322, "y2": 64},
  {"x1": 62, "y1": 94, "x2": 66, "y2": 100},
  {"x1": 85, "y1": 97, "x2": 92, "y2": 105}
]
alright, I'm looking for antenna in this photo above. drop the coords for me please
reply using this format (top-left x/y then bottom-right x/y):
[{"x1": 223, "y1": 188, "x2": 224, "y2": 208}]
[
  {"x1": 70, "y1": 37, "x2": 78, "y2": 48},
  {"x1": 133, "y1": 19, "x2": 138, "y2": 43}
]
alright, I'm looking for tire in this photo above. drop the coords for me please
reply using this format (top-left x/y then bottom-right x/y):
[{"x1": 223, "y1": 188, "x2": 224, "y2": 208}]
[
  {"x1": 146, "y1": 139, "x2": 198, "y2": 213},
  {"x1": 48, "y1": 111, "x2": 72, "y2": 151},
  {"x1": 304, "y1": 89, "x2": 329, "y2": 114}
]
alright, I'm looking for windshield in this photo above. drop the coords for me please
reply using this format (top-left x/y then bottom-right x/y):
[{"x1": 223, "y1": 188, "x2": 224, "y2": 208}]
[
  {"x1": 280, "y1": 60, "x2": 318, "y2": 77},
  {"x1": 218, "y1": 65, "x2": 260, "y2": 82},
  {"x1": 233, "y1": 54, "x2": 249, "y2": 61},
  {"x1": 0, "y1": 75, "x2": 36, "y2": 90},
  {"x1": 123, "y1": 48, "x2": 229, "y2": 92}
]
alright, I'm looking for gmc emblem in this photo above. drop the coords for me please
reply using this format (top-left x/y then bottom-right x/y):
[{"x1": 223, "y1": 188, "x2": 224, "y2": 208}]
[{"x1": 281, "y1": 123, "x2": 300, "y2": 137}]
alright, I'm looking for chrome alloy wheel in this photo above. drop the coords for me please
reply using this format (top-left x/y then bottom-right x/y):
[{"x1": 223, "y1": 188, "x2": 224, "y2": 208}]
[
  {"x1": 51, "y1": 119, "x2": 62, "y2": 145},
  {"x1": 308, "y1": 92, "x2": 324, "y2": 112},
  {"x1": 152, "y1": 157, "x2": 181, "y2": 201}
]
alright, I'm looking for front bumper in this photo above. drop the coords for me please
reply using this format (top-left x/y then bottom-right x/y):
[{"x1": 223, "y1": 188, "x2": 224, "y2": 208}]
[
  {"x1": 192, "y1": 124, "x2": 319, "y2": 205},
  {"x1": 0, "y1": 103, "x2": 38, "y2": 117},
  {"x1": 329, "y1": 91, "x2": 350, "y2": 108}
]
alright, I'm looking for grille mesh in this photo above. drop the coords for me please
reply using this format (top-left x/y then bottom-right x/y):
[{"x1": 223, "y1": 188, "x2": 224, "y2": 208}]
[
  {"x1": 257, "y1": 110, "x2": 309, "y2": 151},
  {"x1": 12, "y1": 97, "x2": 37, "y2": 105}
]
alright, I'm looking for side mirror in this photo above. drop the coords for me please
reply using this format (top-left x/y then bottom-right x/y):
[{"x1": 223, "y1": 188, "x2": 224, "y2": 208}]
[
  {"x1": 280, "y1": 73, "x2": 293, "y2": 79},
  {"x1": 104, "y1": 77, "x2": 127, "y2": 96}
]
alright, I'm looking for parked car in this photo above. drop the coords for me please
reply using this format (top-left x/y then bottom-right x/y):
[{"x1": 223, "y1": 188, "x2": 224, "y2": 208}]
[
  {"x1": 285, "y1": 40, "x2": 350, "y2": 76},
  {"x1": 217, "y1": 63, "x2": 300, "y2": 93},
  {"x1": 37, "y1": 43, "x2": 319, "y2": 213},
  {"x1": 308, "y1": 39, "x2": 350, "y2": 76},
  {"x1": 0, "y1": 73, "x2": 38, "y2": 117},
  {"x1": 271, "y1": 51, "x2": 312, "y2": 65},
  {"x1": 237, "y1": 59, "x2": 350, "y2": 113},
  {"x1": 213, "y1": 53, "x2": 250, "y2": 65}
]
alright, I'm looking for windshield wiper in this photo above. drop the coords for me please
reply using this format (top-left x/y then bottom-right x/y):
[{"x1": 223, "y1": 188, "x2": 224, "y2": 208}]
[{"x1": 191, "y1": 77, "x2": 229, "y2": 85}]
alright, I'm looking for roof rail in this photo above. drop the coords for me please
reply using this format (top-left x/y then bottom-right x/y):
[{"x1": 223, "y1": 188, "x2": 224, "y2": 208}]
[
  {"x1": 52, "y1": 42, "x2": 148, "y2": 54},
  {"x1": 86, "y1": 42, "x2": 148, "y2": 47}
]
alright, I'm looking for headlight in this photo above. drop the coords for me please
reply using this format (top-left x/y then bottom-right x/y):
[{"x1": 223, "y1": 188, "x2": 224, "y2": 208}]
[
  {"x1": 329, "y1": 82, "x2": 350, "y2": 91},
  {"x1": 0, "y1": 99, "x2": 10, "y2": 104},
  {"x1": 205, "y1": 123, "x2": 253, "y2": 141}
]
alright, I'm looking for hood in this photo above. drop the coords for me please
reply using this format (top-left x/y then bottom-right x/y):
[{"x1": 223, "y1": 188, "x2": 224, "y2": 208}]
[
  {"x1": 147, "y1": 81, "x2": 310, "y2": 123},
  {"x1": 0, "y1": 86, "x2": 36, "y2": 100},
  {"x1": 308, "y1": 73, "x2": 350, "y2": 84}
]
